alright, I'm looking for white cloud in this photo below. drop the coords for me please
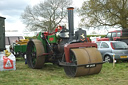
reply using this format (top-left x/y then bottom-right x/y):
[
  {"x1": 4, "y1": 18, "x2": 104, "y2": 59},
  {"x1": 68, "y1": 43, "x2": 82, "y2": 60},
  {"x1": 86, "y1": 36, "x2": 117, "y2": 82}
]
[
  {"x1": 5, "y1": 19, "x2": 25, "y2": 32},
  {"x1": 1, "y1": 0, "x2": 85, "y2": 33},
  {"x1": 72, "y1": 0, "x2": 84, "y2": 8},
  {"x1": 28, "y1": 0, "x2": 43, "y2": 6}
]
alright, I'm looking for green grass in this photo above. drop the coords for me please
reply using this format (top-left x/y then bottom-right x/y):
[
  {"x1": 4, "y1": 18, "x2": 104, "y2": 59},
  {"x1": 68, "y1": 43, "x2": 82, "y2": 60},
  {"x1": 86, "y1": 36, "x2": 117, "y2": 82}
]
[{"x1": 0, "y1": 60, "x2": 128, "y2": 85}]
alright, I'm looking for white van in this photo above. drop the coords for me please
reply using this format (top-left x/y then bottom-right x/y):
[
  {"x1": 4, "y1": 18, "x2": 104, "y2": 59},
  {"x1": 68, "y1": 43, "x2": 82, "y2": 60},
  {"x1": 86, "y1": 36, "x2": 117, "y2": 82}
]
[{"x1": 5, "y1": 32, "x2": 25, "y2": 52}]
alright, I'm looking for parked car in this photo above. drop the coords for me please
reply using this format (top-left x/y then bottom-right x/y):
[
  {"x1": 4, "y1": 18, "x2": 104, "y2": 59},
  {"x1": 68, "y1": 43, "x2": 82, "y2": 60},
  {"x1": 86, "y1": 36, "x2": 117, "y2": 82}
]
[
  {"x1": 96, "y1": 41, "x2": 128, "y2": 63},
  {"x1": 98, "y1": 30, "x2": 121, "y2": 41},
  {"x1": 97, "y1": 29, "x2": 128, "y2": 45}
]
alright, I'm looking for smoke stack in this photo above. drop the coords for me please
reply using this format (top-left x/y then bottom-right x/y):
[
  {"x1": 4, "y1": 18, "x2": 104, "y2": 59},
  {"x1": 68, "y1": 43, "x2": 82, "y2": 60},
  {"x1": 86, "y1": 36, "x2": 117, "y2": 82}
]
[{"x1": 67, "y1": 7, "x2": 74, "y2": 41}]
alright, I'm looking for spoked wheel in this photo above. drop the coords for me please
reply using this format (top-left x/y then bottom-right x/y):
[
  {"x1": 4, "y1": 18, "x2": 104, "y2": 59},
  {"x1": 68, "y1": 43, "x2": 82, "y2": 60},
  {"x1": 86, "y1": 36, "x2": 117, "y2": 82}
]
[
  {"x1": 104, "y1": 55, "x2": 112, "y2": 63},
  {"x1": 27, "y1": 39, "x2": 45, "y2": 69},
  {"x1": 64, "y1": 48, "x2": 103, "y2": 77},
  {"x1": 29, "y1": 44, "x2": 36, "y2": 66}
]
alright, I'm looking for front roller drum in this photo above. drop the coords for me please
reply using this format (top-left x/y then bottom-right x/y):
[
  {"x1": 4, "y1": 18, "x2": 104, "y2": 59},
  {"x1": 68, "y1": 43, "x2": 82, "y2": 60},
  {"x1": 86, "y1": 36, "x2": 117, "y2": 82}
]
[
  {"x1": 26, "y1": 39, "x2": 45, "y2": 69},
  {"x1": 64, "y1": 48, "x2": 102, "y2": 77}
]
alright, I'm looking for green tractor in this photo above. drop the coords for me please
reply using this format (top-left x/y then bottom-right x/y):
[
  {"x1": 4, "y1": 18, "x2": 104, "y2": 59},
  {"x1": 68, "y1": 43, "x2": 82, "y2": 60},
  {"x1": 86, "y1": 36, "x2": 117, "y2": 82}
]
[{"x1": 26, "y1": 7, "x2": 103, "y2": 77}]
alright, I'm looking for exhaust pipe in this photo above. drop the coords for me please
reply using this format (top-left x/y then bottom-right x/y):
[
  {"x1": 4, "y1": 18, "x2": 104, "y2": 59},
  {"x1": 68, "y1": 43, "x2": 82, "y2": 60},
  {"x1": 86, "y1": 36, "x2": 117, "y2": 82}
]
[{"x1": 67, "y1": 7, "x2": 74, "y2": 41}]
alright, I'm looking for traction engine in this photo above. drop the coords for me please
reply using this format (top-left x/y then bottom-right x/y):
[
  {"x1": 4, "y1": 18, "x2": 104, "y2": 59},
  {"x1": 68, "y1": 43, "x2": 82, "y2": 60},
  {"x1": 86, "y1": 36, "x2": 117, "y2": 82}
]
[{"x1": 26, "y1": 7, "x2": 103, "y2": 77}]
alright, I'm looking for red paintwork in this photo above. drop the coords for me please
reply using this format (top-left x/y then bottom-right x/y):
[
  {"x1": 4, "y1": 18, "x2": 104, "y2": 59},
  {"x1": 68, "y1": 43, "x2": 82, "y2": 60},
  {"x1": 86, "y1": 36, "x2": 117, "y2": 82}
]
[
  {"x1": 43, "y1": 32, "x2": 49, "y2": 38},
  {"x1": 109, "y1": 30, "x2": 122, "y2": 33},
  {"x1": 98, "y1": 38, "x2": 109, "y2": 41},
  {"x1": 64, "y1": 42, "x2": 97, "y2": 62},
  {"x1": 98, "y1": 30, "x2": 122, "y2": 41},
  {"x1": 110, "y1": 42, "x2": 115, "y2": 49},
  {"x1": 49, "y1": 37, "x2": 54, "y2": 41},
  {"x1": 113, "y1": 37, "x2": 120, "y2": 40},
  {"x1": 87, "y1": 37, "x2": 91, "y2": 42}
]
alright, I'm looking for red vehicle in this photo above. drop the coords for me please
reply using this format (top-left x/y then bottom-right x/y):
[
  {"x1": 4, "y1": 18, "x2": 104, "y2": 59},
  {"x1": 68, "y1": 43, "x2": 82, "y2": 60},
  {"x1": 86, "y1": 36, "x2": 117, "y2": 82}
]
[
  {"x1": 98, "y1": 29, "x2": 128, "y2": 45},
  {"x1": 98, "y1": 30, "x2": 122, "y2": 41}
]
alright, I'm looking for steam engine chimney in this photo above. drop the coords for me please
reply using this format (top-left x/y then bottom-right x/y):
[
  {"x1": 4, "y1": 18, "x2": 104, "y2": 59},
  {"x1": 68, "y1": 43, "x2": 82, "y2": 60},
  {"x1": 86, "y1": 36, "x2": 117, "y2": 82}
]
[{"x1": 67, "y1": 7, "x2": 74, "y2": 41}]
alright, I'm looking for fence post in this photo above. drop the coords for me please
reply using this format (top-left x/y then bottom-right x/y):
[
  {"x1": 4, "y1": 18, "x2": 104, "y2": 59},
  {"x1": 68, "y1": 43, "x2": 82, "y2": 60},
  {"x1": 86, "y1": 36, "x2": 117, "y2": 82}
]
[{"x1": 113, "y1": 54, "x2": 116, "y2": 68}]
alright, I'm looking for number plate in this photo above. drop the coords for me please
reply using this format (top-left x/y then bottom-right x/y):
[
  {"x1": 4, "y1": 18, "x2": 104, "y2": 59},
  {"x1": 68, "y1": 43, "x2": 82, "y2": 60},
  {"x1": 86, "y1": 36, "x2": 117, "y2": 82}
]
[
  {"x1": 120, "y1": 56, "x2": 128, "y2": 58},
  {"x1": 85, "y1": 64, "x2": 96, "y2": 68}
]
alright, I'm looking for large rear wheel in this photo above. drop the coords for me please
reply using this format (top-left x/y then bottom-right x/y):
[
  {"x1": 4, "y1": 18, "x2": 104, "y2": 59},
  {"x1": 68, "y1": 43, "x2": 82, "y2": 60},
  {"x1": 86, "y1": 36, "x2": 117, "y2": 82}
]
[{"x1": 27, "y1": 39, "x2": 45, "y2": 69}]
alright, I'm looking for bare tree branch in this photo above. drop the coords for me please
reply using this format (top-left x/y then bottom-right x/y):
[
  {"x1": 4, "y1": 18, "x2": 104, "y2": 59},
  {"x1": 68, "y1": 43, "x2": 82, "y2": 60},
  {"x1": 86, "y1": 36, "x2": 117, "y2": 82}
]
[{"x1": 21, "y1": 0, "x2": 72, "y2": 32}]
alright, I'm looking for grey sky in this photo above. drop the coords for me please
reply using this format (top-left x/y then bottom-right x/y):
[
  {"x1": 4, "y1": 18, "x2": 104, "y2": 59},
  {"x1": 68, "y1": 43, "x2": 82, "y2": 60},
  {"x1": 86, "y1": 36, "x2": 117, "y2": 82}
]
[
  {"x1": 0, "y1": 0, "x2": 29, "y2": 23},
  {"x1": 0, "y1": 0, "x2": 28, "y2": 11},
  {"x1": 0, "y1": 0, "x2": 84, "y2": 32}
]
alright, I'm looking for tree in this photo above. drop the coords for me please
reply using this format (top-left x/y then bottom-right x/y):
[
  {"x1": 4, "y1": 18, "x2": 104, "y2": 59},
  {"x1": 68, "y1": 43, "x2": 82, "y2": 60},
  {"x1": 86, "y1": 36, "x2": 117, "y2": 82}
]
[
  {"x1": 79, "y1": 0, "x2": 128, "y2": 29},
  {"x1": 21, "y1": 0, "x2": 72, "y2": 32}
]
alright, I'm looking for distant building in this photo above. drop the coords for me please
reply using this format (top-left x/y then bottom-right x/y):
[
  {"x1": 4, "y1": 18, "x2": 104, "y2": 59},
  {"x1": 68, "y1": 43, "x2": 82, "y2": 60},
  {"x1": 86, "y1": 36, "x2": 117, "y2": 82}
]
[{"x1": 23, "y1": 31, "x2": 40, "y2": 37}]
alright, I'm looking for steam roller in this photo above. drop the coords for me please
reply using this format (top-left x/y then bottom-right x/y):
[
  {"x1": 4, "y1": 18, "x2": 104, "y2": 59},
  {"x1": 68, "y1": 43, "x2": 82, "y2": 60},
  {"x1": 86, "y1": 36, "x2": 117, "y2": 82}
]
[
  {"x1": 26, "y1": 7, "x2": 103, "y2": 77},
  {"x1": 63, "y1": 48, "x2": 102, "y2": 77}
]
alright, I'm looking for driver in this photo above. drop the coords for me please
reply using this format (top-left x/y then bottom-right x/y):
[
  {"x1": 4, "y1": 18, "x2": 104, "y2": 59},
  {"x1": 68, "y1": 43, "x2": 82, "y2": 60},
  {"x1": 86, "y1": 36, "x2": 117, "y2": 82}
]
[{"x1": 55, "y1": 26, "x2": 62, "y2": 32}]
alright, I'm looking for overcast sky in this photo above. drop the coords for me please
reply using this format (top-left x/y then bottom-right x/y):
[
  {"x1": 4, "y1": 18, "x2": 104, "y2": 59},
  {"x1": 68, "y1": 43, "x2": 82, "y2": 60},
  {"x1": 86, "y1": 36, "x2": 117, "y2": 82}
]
[{"x1": 0, "y1": 0, "x2": 85, "y2": 33}]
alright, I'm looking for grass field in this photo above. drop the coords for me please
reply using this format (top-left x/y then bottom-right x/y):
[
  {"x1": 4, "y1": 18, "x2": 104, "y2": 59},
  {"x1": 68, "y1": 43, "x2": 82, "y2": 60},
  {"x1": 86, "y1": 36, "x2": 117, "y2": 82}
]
[{"x1": 0, "y1": 59, "x2": 128, "y2": 85}]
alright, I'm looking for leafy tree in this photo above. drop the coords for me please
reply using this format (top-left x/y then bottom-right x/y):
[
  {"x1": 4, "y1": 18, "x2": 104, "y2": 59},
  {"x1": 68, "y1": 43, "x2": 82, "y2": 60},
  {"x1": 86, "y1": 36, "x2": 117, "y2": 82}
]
[
  {"x1": 21, "y1": 0, "x2": 72, "y2": 32},
  {"x1": 79, "y1": 0, "x2": 128, "y2": 29}
]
